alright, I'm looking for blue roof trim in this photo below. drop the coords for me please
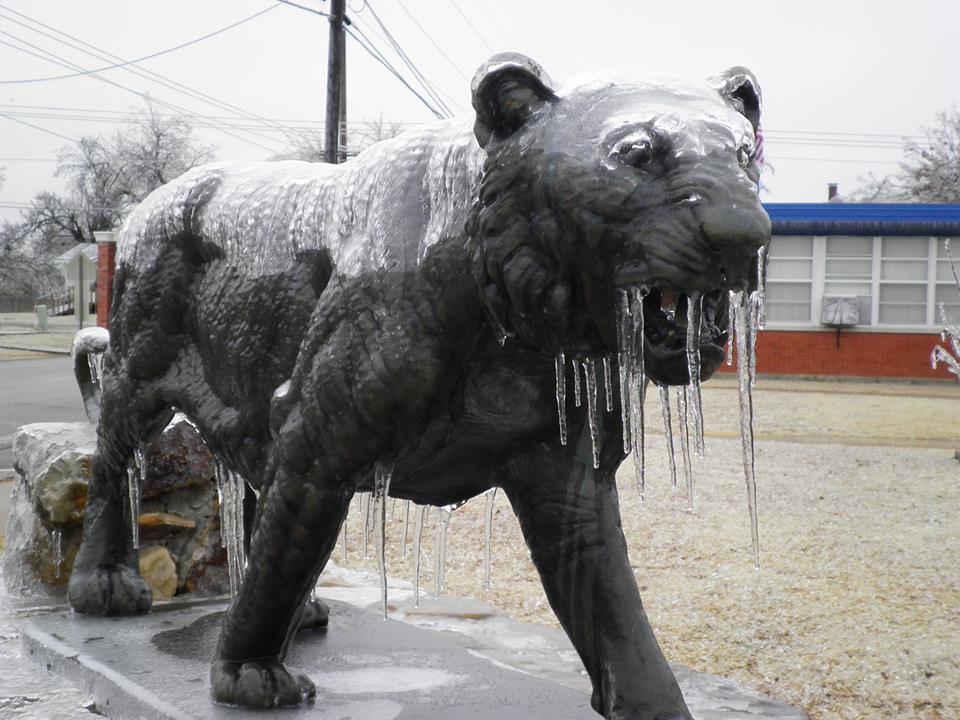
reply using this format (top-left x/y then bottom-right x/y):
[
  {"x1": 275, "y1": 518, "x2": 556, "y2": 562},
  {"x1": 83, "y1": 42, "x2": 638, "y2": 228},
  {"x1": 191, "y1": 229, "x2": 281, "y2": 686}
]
[{"x1": 763, "y1": 203, "x2": 960, "y2": 236}]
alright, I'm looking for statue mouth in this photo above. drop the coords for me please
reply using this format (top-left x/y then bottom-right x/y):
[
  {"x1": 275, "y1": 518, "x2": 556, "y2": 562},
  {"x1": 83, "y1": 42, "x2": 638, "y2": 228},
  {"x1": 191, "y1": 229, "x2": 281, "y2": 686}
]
[{"x1": 616, "y1": 285, "x2": 729, "y2": 386}]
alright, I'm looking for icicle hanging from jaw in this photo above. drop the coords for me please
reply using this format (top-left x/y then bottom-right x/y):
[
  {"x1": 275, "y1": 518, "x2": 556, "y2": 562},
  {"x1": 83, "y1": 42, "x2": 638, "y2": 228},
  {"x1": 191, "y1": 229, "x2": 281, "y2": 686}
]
[
  {"x1": 374, "y1": 463, "x2": 393, "y2": 620},
  {"x1": 685, "y1": 292, "x2": 705, "y2": 458},
  {"x1": 658, "y1": 384, "x2": 677, "y2": 487},
  {"x1": 629, "y1": 287, "x2": 649, "y2": 502},
  {"x1": 754, "y1": 245, "x2": 768, "y2": 331},
  {"x1": 52, "y1": 528, "x2": 63, "y2": 579},
  {"x1": 583, "y1": 358, "x2": 601, "y2": 469},
  {"x1": 128, "y1": 444, "x2": 146, "y2": 550},
  {"x1": 555, "y1": 352, "x2": 567, "y2": 446},
  {"x1": 572, "y1": 358, "x2": 582, "y2": 407},
  {"x1": 615, "y1": 288, "x2": 634, "y2": 453},
  {"x1": 412, "y1": 504, "x2": 427, "y2": 608},
  {"x1": 87, "y1": 351, "x2": 103, "y2": 387},
  {"x1": 401, "y1": 500, "x2": 411, "y2": 558},
  {"x1": 434, "y1": 507, "x2": 452, "y2": 596},
  {"x1": 733, "y1": 290, "x2": 761, "y2": 569},
  {"x1": 341, "y1": 510, "x2": 348, "y2": 561},
  {"x1": 360, "y1": 492, "x2": 371, "y2": 559},
  {"x1": 602, "y1": 356, "x2": 614, "y2": 412},
  {"x1": 677, "y1": 388, "x2": 694, "y2": 511},
  {"x1": 483, "y1": 488, "x2": 497, "y2": 592}
]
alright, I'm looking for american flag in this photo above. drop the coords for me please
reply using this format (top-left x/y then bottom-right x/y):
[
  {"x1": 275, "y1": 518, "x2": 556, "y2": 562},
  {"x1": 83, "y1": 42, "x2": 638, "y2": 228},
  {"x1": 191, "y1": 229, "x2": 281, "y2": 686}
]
[{"x1": 755, "y1": 125, "x2": 765, "y2": 166}]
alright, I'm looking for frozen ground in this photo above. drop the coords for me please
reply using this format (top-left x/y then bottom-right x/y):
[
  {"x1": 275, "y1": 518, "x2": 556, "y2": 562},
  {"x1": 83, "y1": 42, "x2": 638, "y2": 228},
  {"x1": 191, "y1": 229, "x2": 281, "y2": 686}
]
[{"x1": 336, "y1": 376, "x2": 960, "y2": 720}]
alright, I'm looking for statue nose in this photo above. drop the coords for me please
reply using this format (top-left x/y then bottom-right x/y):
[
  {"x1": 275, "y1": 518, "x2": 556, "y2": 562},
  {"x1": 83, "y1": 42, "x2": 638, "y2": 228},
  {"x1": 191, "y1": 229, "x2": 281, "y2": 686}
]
[{"x1": 698, "y1": 206, "x2": 771, "y2": 285}]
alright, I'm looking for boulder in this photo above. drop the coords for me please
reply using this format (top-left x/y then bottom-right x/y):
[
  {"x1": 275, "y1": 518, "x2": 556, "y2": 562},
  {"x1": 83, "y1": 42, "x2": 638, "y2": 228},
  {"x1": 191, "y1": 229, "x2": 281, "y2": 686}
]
[{"x1": 138, "y1": 545, "x2": 178, "y2": 600}]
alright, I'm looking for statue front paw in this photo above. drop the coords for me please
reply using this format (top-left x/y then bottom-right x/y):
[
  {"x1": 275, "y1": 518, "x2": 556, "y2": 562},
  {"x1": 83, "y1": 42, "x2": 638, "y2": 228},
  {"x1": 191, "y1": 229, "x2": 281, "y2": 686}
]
[
  {"x1": 211, "y1": 659, "x2": 316, "y2": 708},
  {"x1": 67, "y1": 563, "x2": 152, "y2": 615},
  {"x1": 298, "y1": 597, "x2": 330, "y2": 630}
]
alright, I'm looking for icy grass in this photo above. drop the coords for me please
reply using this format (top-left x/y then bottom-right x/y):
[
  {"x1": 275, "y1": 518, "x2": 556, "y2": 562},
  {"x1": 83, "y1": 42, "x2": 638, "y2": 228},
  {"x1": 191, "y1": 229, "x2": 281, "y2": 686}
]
[{"x1": 335, "y1": 379, "x2": 960, "y2": 720}]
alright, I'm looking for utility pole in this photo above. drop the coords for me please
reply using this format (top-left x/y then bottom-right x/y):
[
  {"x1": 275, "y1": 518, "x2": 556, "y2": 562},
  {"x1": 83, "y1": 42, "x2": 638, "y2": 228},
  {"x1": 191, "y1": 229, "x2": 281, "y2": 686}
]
[{"x1": 324, "y1": 0, "x2": 346, "y2": 164}]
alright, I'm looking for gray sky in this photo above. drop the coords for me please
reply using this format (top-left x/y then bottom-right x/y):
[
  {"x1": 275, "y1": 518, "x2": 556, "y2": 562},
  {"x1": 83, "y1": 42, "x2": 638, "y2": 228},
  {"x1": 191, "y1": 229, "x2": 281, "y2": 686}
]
[{"x1": 1, "y1": 0, "x2": 958, "y2": 224}]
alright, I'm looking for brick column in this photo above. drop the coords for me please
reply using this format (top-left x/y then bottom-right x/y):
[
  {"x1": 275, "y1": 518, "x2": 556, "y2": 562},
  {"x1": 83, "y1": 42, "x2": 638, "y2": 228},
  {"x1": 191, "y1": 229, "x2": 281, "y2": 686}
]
[{"x1": 93, "y1": 230, "x2": 117, "y2": 328}]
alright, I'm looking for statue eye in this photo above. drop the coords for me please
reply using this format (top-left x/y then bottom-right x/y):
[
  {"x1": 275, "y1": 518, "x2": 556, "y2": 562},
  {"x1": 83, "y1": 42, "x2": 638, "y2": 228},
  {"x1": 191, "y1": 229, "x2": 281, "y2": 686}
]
[
  {"x1": 737, "y1": 142, "x2": 754, "y2": 167},
  {"x1": 619, "y1": 139, "x2": 654, "y2": 168}
]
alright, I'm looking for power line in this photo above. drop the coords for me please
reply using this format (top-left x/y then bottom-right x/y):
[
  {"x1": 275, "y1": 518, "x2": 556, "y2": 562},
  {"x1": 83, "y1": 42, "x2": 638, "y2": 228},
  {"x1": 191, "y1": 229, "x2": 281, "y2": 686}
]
[
  {"x1": 0, "y1": 113, "x2": 76, "y2": 142},
  {"x1": 361, "y1": 2, "x2": 457, "y2": 115},
  {"x1": 0, "y1": 6, "x2": 279, "y2": 84},
  {"x1": 448, "y1": 0, "x2": 494, "y2": 53},
  {"x1": 0, "y1": 25, "x2": 284, "y2": 153},
  {"x1": 392, "y1": 0, "x2": 469, "y2": 81},
  {"x1": 0, "y1": 5, "x2": 291, "y2": 149}
]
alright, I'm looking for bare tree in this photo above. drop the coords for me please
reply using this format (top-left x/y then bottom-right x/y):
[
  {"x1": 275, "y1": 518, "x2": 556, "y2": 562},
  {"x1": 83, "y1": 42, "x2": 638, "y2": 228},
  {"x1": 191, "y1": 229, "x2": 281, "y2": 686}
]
[
  {"x1": 274, "y1": 115, "x2": 406, "y2": 162},
  {"x1": 852, "y1": 108, "x2": 960, "y2": 202},
  {"x1": 18, "y1": 103, "x2": 215, "y2": 246}
]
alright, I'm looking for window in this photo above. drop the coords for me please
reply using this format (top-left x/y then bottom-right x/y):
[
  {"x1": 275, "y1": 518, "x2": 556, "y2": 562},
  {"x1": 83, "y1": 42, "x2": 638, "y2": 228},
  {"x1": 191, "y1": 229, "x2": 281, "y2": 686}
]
[
  {"x1": 825, "y1": 236, "x2": 873, "y2": 324},
  {"x1": 879, "y1": 237, "x2": 927, "y2": 325},
  {"x1": 935, "y1": 238, "x2": 960, "y2": 327},
  {"x1": 765, "y1": 236, "x2": 812, "y2": 323}
]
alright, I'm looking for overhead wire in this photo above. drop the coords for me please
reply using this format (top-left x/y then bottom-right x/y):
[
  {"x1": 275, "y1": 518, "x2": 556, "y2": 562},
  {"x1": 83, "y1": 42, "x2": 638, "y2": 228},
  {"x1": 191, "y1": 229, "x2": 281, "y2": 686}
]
[
  {"x1": 0, "y1": 30, "x2": 283, "y2": 153},
  {"x1": 0, "y1": 6, "x2": 280, "y2": 84},
  {"x1": 0, "y1": 4, "x2": 291, "y2": 150},
  {"x1": 448, "y1": 0, "x2": 494, "y2": 53},
  {"x1": 392, "y1": 0, "x2": 469, "y2": 82},
  {"x1": 0, "y1": 113, "x2": 76, "y2": 142}
]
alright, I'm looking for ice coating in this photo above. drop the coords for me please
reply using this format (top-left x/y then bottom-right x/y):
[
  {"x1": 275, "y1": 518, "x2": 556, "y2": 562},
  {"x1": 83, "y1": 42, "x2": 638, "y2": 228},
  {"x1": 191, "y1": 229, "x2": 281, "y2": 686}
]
[
  {"x1": 658, "y1": 384, "x2": 677, "y2": 487},
  {"x1": 71, "y1": 326, "x2": 109, "y2": 358},
  {"x1": 630, "y1": 288, "x2": 648, "y2": 501},
  {"x1": 583, "y1": 358, "x2": 600, "y2": 469},
  {"x1": 733, "y1": 290, "x2": 761, "y2": 568},
  {"x1": 374, "y1": 463, "x2": 393, "y2": 620},
  {"x1": 555, "y1": 351, "x2": 567, "y2": 445}
]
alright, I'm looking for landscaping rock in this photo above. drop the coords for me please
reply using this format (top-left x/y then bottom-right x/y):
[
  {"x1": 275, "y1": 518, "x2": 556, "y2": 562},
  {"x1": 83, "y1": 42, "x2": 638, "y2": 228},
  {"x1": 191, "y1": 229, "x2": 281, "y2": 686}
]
[{"x1": 138, "y1": 545, "x2": 177, "y2": 600}]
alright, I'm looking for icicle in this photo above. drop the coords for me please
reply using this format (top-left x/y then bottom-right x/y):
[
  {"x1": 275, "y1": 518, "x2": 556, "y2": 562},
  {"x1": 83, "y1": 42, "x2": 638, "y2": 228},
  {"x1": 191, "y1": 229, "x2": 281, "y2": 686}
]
[
  {"x1": 685, "y1": 291, "x2": 705, "y2": 457},
  {"x1": 658, "y1": 384, "x2": 677, "y2": 487},
  {"x1": 555, "y1": 352, "x2": 568, "y2": 446},
  {"x1": 583, "y1": 358, "x2": 600, "y2": 469},
  {"x1": 401, "y1": 499, "x2": 411, "y2": 558},
  {"x1": 412, "y1": 504, "x2": 427, "y2": 608},
  {"x1": 483, "y1": 488, "x2": 497, "y2": 591},
  {"x1": 52, "y1": 528, "x2": 63, "y2": 579},
  {"x1": 629, "y1": 288, "x2": 648, "y2": 502},
  {"x1": 434, "y1": 507, "x2": 451, "y2": 596},
  {"x1": 748, "y1": 290, "x2": 761, "y2": 388},
  {"x1": 127, "y1": 445, "x2": 146, "y2": 550},
  {"x1": 615, "y1": 288, "x2": 634, "y2": 453},
  {"x1": 341, "y1": 510, "x2": 348, "y2": 561},
  {"x1": 602, "y1": 356, "x2": 614, "y2": 412},
  {"x1": 677, "y1": 388, "x2": 693, "y2": 511},
  {"x1": 215, "y1": 462, "x2": 246, "y2": 596},
  {"x1": 360, "y1": 492, "x2": 370, "y2": 559},
  {"x1": 572, "y1": 358, "x2": 582, "y2": 407},
  {"x1": 734, "y1": 290, "x2": 761, "y2": 569},
  {"x1": 755, "y1": 245, "x2": 768, "y2": 330},
  {"x1": 374, "y1": 463, "x2": 394, "y2": 620}
]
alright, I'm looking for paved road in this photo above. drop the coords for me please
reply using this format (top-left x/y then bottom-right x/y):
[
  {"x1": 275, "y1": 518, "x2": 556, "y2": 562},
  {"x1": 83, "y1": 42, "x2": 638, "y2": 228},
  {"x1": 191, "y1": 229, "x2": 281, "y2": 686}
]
[{"x1": 0, "y1": 356, "x2": 85, "y2": 470}]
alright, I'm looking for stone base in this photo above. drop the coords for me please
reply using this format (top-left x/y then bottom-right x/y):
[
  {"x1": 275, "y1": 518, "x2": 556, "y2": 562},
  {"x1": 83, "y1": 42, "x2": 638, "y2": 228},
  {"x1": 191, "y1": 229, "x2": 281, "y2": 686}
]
[{"x1": 22, "y1": 574, "x2": 808, "y2": 720}]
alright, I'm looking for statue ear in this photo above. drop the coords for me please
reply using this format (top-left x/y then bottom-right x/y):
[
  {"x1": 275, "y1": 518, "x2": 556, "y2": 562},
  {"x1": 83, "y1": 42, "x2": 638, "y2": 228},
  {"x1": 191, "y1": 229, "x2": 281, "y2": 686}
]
[
  {"x1": 710, "y1": 66, "x2": 762, "y2": 133},
  {"x1": 472, "y1": 53, "x2": 557, "y2": 148}
]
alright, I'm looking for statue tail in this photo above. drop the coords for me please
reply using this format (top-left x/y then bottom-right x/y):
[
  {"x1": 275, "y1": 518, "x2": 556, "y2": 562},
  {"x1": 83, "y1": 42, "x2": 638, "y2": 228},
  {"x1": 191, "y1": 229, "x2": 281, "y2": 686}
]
[{"x1": 72, "y1": 327, "x2": 110, "y2": 425}]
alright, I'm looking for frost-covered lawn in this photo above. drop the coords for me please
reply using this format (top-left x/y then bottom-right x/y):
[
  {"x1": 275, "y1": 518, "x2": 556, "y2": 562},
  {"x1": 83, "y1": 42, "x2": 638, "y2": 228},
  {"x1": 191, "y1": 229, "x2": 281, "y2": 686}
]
[{"x1": 336, "y1": 378, "x2": 960, "y2": 720}]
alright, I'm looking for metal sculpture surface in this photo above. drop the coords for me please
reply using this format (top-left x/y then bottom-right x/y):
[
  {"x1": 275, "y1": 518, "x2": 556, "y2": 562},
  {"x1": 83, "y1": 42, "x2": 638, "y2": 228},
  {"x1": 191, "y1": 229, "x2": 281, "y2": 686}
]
[{"x1": 67, "y1": 53, "x2": 770, "y2": 719}]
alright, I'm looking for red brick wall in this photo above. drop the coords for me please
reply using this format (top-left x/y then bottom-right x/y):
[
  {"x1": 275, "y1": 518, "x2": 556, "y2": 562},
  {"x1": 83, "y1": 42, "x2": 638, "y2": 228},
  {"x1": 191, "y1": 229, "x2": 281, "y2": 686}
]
[
  {"x1": 717, "y1": 329, "x2": 956, "y2": 380},
  {"x1": 96, "y1": 240, "x2": 116, "y2": 328}
]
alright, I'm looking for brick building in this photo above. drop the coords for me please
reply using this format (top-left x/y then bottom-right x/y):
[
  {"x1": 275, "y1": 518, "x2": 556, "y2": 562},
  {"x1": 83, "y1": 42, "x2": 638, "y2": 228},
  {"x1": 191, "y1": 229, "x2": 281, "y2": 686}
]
[{"x1": 721, "y1": 203, "x2": 960, "y2": 381}]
